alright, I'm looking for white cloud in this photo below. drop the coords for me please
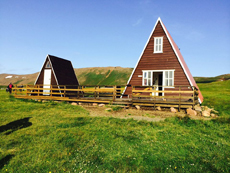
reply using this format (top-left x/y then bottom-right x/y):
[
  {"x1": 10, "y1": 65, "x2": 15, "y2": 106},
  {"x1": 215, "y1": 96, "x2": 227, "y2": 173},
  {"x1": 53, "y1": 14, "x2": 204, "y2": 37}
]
[
  {"x1": 186, "y1": 31, "x2": 205, "y2": 41},
  {"x1": 133, "y1": 18, "x2": 143, "y2": 27}
]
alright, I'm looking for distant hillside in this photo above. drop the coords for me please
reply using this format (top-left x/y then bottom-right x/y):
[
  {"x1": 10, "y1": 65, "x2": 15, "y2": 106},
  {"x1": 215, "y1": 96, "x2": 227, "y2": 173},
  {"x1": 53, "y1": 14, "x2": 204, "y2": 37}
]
[
  {"x1": 0, "y1": 73, "x2": 39, "y2": 86},
  {"x1": 0, "y1": 67, "x2": 133, "y2": 86},
  {"x1": 75, "y1": 67, "x2": 133, "y2": 86},
  {"x1": 194, "y1": 74, "x2": 230, "y2": 83},
  {"x1": 0, "y1": 68, "x2": 229, "y2": 86}
]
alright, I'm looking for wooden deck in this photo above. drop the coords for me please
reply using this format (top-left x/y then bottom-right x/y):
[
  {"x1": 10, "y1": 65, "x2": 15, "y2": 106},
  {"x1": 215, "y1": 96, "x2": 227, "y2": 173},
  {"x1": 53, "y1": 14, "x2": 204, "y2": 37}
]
[{"x1": 12, "y1": 84, "x2": 198, "y2": 111}]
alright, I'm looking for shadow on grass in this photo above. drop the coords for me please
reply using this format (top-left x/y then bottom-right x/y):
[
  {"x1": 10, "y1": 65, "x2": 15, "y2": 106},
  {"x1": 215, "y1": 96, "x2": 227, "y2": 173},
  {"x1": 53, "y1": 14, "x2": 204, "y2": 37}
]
[
  {"x1": 0, "y1": 117, "x2": 32, "y2": 135},
  {"x1": 0, "y1": 154, "x2": 14, "y2": 169}
]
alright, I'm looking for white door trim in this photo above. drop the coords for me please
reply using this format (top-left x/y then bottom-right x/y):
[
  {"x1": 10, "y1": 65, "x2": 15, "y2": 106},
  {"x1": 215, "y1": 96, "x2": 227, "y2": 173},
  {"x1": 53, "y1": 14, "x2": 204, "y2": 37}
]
[{"x1": 43, "y1": 69, "x2": 51, "y2": 95}]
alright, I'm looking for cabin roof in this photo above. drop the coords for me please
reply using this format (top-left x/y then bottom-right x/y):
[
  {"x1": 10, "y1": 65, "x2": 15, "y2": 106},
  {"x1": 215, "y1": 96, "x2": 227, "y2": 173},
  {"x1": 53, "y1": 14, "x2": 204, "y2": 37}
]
[
  {"x1": 48, "y1": 55, "x2": 79, "y2": 85},
  {"x1": 160, "y1": 19, "x2": 203, "y2": 103},
  {"x1": 34, "y1": 54, "x2": 79, "y2": 86}
]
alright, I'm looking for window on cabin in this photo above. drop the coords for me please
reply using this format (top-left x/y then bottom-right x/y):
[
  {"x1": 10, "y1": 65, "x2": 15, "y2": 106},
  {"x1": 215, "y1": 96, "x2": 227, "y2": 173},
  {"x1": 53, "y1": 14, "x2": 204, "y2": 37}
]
[
  {"x1": 143, "y1": 71, "x2": 152, "y2": 86},
  {"x1": 154, "y1": 37, "x2": 163, "y2": 53},
  {"x1": 45, "y1": 61, "x2": 51, "y2": 68},
  {"x1": 143, "y1": 70, "x2": 174, "y2": 87},
  {"x1": 164, "y1": 70, "x2": 174, "y2": 87}
]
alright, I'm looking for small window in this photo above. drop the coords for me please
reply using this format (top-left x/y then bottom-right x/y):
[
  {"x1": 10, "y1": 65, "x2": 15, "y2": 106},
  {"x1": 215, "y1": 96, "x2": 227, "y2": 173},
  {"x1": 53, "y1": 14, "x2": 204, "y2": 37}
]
[
  {"x1": 164, "y1": 71, "x2": 174, "y2": 87},
  {"x1": 143, "y1": 71, "x2": 152, "y2": 86},
  {"x1": 154, "y1": 37, "x2": 163, "y2": 53},
  {"x1": 45, "y1": 61, "x2": 51, "y2": 68}
]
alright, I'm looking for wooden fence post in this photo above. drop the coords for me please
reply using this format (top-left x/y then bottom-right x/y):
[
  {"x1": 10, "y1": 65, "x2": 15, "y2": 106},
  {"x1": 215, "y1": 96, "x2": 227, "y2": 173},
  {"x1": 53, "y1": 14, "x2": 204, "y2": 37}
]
[
  {"x1": 97, "y1": 86, "x2": 100, "y2": 98},
  {"x1": 26, "y1": 85, "x2": 28, "y2": 96},
  {"x1": 131, "y1": 86, "x2": 134, "y2": 100},
  {"x1": 193, "y1": 86, "x2": 195, "y2": 109},
  {"x1": 77, "y1": 86, "x2": 79, "y2": 98},
  {"x1": 64, "y1": 86, "x2": 66, "y2": 98},
  {"x1": 13, "y1": 85, "x2": 16, "y2": 96},
  {"x1": 50, "y1": 85, "x2": 52, "y2": 97},
  {"x1": 179, "y1": 86, "x2": 181, "y2": 112},
  {"x1": 153, "y1": 86, "x2": 156, "y2": 110},
  {"x1": 82, "y1": 86, "x2": 85, "y2": 97},
  {"x1": 94, "y1": 86, "x2": 97, "y2": 99},
  {"x1": 113, "y1": 86, "x2": 116, "y2": 101}
]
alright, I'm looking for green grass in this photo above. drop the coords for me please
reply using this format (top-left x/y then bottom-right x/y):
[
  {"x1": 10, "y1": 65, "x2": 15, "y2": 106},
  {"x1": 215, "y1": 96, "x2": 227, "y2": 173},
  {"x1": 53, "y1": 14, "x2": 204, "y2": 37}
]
[
  {"x1": 0, "y1": 81, "x2": 230, "y2": 172},
  {"x1": 198, "y1": 80, "x2": 230, "y2": 116}
]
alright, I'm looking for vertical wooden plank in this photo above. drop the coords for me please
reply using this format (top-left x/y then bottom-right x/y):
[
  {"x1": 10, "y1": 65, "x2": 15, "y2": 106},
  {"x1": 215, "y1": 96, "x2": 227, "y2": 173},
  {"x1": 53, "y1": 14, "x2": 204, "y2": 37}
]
[
  {"x1": 179, "y1": 86, "x2": 181, "y2": 112},
  {"x1": 77, "y1": 85, "x2": 80, "y2": 99},
  {"x1": 64, "y1": 85, "x2": 66, "y2": 98},
  {"x1": 113, "y1": 85, "x2": 116, "y2": 101},
  {"x1": 94, "y1": 86, "x2": 97, "y2": 99},
  {"x1": 38, "y1": 85, "x2": 40, "y2": 96},
  {"x1": 193, "y1": 86, "x2": 195, "y2": 109},
  {"x1": 98, "y1": 86, "x2": 100, "y2": 98},
  {"x1": 26, "y1": 85, "x2": 28, "y2": 96},
  {"x1": 132, "y1": 85, "x2": 134, "y2": 99},
  {"x1": 50, "y1": 85, "x2": 53, "y2": 97},
  {"x1": 154, "y1": 86, "x2": 156, "y2": 110},
  {"x1": 13, "y1": 85, "x2": 16, "y2": 96}
]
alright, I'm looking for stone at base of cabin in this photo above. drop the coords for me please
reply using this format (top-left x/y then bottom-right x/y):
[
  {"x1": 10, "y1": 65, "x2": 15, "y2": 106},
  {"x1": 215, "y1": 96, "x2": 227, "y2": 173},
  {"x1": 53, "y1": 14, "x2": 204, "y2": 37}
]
[
  {"x1": 202, "y1": 106, "x2": 212, "y2": 112},
  {"x1": 211, "y1": 113, "x2": 217, "y2": 118},
  {"x1": 93, "y1": 103, "x2": 98, "y2": 106},
  {"x1": 98, "y1": 104, "x2": 105, "y2": 107},
  {"x1": 186, "y1": 108, "x2": 197, "y2": 116},
  {"x1": 135, "y1": 105, "x2": 141, "y2": 110},
  {"x1": 170, "y1": 107, "x2": 177, "y2": 113},
  {"x1": 202, "y1": 110, "x2": 210, "y2": 117},
  {"x1": 71, "y1": 102, "x2": 78, "y2": 106},
  {"x1": 156, "y1": 106, "x2": 161, "y2": 111},
  {"x1": 212, "y1": 109, "x2": 219, "y2": 114},
  {"x1": 105, "y1": 108, "x2": 112, "y2": 112},
  {"x1": 194, "y1": 105, "x2": 202, "y2": 112},
  {"x1": 78, "y1": 102, "x2": 82, "y2": 105}
]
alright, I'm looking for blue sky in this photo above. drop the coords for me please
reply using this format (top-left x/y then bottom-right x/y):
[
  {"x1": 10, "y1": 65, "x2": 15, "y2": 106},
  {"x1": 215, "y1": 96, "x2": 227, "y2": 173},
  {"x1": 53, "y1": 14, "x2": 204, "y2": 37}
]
[{"x1": 0, "y1": 0, "x2": 229, "y2": 77}]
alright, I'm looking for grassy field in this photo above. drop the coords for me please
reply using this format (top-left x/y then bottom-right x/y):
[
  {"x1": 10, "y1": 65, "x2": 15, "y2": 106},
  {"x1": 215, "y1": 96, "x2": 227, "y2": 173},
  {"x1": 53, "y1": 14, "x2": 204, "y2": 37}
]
[{"x1": 0, "y1": 80, "x2": 230, "y2": 172}]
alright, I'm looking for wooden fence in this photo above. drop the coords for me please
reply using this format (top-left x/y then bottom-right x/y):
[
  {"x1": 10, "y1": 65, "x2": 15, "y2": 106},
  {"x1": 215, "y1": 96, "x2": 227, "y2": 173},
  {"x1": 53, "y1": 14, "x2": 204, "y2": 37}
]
[
  {"x1": 12, "y1": 84, "x2": 198, "y2": 110},
  {"x1": 131, "y1": 85, "x2": 198, "y2": 111},
  {"x1": 13, "y1": 84, "x2": 124, "y2": 103}
]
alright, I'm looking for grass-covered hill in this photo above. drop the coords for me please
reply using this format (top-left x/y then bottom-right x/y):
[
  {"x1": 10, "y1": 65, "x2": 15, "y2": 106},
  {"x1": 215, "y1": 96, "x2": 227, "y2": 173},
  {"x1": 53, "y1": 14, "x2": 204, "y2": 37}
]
[
  {"x1": 75, "y1": 66, "x2": 133, "y2": 86},
  {"x1": 0, "y1": 79, "x2": 230, "y2": 172},
  {"x1": 194, "y1": 74, "x2": 230, "y2": 83}
]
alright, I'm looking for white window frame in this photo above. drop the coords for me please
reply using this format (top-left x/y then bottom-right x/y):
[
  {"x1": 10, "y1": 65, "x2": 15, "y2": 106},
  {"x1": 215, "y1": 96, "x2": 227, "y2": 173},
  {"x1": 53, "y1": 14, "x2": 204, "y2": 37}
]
[
  {"x1": 142, "y1": 70, "x2": 175, "y2": 88},
  {"x1": 164, "y1": 70, "x2": 174, "y2": 87},
  {"x1": 45, "y1": 61, "x2": 51, "y2": 68},
  {"x1": 154, "y1": 37, "x2": 163, "y2": 53},
  {"x1": 142, "y1": 71, "x2": 153, "y2": 86}
]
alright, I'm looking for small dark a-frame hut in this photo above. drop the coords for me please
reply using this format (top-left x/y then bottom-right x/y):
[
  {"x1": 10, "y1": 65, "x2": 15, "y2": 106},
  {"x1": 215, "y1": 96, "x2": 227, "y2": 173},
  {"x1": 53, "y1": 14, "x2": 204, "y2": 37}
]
[{"x1": 35, "y1": 54, "x2": 79, "y2": 87}]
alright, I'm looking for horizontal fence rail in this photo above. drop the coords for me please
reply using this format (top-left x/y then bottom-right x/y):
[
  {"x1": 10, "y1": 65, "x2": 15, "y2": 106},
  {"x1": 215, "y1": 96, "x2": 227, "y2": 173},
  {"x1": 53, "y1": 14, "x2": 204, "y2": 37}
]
[{"x1": 12, "y1": 84, "x2": 198, "y2": 110}]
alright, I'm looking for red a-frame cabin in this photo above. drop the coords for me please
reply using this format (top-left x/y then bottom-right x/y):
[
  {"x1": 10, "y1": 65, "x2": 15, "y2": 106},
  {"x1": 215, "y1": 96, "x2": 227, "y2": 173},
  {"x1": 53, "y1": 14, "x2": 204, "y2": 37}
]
[{"x1": 122, "y1": 18, "x2": 203, "y2": 104}]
